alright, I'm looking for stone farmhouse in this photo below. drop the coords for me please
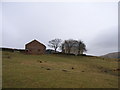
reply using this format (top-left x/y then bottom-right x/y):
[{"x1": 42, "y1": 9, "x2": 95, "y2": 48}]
[{"x1": 25, "y1": 39, "x2": 46, "y2": 54}]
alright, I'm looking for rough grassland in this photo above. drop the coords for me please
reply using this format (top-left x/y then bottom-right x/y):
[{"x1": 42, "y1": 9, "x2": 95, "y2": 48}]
[{"x1": 2, "y1": 51, "x2": 119, "y2": 88}]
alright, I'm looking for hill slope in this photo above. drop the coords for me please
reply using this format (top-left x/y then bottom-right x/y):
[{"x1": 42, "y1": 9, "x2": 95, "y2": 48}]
[
  {"x1": 2, "y1": 51, "x2": 119, "y2": 88},
  {"x1": 101, "y1": 52, "x2": 120, "y2": 58}
]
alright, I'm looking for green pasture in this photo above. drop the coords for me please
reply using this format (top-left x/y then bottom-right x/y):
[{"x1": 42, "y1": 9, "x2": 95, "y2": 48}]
[{"x1": 2, "y1": 51, "x2": 119, "y2": 88}]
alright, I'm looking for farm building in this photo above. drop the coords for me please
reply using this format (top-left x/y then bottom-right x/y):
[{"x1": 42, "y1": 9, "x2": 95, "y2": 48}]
[{"x1": 25, "y1": 39, "x2": 46, "y2": 54}]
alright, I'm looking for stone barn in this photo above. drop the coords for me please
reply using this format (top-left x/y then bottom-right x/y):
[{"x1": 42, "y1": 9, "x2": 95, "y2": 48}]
[{"x1": 25, "y1": 39, "x2": 46, "y2": 54}]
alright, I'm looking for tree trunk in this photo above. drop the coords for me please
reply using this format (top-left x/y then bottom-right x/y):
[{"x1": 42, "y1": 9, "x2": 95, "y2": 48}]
[
  {"x1": 78, "y1": 50, "x2": 80, "y2": 55},
  {"x1": 55, "y1": 48, "x2": 57, "y2": 53},
  {"x1": 68, "y1": 48, "x2": 71, "y2": 54}
]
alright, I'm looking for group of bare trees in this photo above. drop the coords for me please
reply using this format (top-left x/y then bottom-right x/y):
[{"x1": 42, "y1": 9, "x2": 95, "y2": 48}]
[{"x1": 48, "y1": 38, "x2": 87, "y2": 55}]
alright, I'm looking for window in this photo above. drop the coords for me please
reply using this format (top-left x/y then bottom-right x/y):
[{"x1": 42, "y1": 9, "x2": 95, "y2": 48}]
[
  {"x1": 38, "y1": 49, "x2": 41, "y2": 52},
  {"x1": 26, "y1": 49, "x2": 28, "y2": 52}
]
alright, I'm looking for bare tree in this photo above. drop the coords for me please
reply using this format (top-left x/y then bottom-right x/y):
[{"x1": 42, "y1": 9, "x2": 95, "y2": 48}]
[
  {"x1": 63, "y1": 39, "x2": 78, "y2": 54},
  {"x1": 77, "y1": 40, "x2": 87, "y2": 55},
  {"x1": 48, "y1": 38, "x2": 62, "y2": 52},
  {"x1": 60, "y1": 43, "x2": 65, "y2": 53}
]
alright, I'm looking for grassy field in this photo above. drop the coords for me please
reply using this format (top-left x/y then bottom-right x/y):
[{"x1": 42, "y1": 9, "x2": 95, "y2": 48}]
[{"x1": 2, "y1": 51, "x2": 119, "y2": 88}]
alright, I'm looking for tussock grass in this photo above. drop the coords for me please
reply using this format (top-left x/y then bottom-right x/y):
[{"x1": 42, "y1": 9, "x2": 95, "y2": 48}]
[{"x1": 2, "y1": 51, "x2": 118, "y2": 88}]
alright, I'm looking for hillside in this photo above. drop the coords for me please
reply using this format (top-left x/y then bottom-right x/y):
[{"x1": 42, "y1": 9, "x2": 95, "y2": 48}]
[
  {"x1": 101, "y1": 52, "x2": 120, "y2": 58},
  {"x1": 2, "y1": 51, "x2": 119, "y2": 88}
]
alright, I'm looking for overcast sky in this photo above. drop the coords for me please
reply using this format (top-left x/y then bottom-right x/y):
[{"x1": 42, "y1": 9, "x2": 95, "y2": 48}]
[{"x1": 1, "y1": 2, "x2": 118, "y2": 56}]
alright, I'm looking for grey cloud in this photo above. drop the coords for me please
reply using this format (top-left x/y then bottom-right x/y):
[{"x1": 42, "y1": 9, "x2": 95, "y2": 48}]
[
  {"x1": 86, "y1": 27, "x2": 118, "y2": 56},
  {"x1": 92, "y1": 27, "x2": 118, "y2": 48},
  {"x1": 2, "y1": 2, "x2": 118, "y2": 56}
]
